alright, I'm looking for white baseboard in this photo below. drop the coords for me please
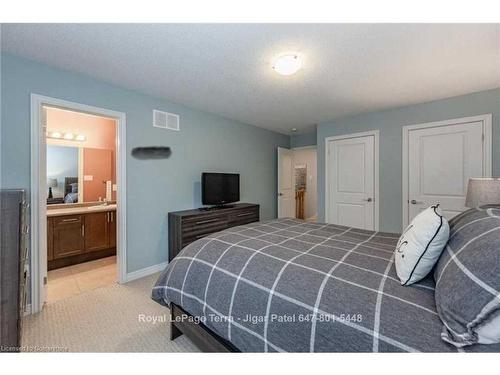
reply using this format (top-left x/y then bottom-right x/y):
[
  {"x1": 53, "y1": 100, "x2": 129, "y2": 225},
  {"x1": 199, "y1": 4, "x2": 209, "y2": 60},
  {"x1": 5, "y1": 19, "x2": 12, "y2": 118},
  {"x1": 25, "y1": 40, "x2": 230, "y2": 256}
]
[{"x1": 124, "y1": 261, "x2": 168, "y2": 283}]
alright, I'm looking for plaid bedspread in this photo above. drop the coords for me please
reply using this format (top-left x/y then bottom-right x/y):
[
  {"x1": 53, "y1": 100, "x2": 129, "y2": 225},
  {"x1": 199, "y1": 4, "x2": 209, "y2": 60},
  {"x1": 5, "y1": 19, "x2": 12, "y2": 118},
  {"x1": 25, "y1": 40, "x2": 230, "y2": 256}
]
[{"x1": 152, "y1": 218, "x2": 500, "y2": 352}]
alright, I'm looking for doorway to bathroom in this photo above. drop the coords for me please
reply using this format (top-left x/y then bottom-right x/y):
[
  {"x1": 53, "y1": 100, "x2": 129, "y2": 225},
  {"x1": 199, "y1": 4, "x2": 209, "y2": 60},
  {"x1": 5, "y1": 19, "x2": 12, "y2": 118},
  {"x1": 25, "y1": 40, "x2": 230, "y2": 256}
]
[
  {"x1": 30, "y1": 95, "x2": 127, "y2": 313},
  {"x1": 45, "y1": 107, "x2": 118, "y2": 303}
]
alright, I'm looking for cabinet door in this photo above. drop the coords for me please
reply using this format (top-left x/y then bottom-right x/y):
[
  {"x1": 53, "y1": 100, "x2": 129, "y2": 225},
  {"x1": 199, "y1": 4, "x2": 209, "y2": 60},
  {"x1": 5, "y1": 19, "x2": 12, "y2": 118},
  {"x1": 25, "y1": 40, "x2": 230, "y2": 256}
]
[
  {"x1": 47, "y1": 217, "x2": 54, "y2": 261},
  {"x1": 109, "y1": 211, "x2": 117, "y2": 248},
  {"x1": 84, "y1": 212, "x2": 110, "y2": 252},
  {"x1": 53, "y1": 215, "x2": 84, "y2": 258}
]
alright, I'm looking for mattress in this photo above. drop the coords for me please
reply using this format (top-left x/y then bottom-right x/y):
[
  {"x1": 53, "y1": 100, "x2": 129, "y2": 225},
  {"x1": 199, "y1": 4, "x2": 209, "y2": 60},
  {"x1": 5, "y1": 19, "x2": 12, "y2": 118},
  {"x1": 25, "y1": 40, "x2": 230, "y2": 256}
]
[{"x1": 152, "y1": 218, "x2": 500, "y2": 352}]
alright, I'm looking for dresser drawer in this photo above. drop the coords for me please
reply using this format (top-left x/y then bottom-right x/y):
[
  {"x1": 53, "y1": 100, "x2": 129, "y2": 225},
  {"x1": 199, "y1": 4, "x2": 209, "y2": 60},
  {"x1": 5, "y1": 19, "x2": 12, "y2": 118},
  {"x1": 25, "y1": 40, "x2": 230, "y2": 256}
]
[
  {"x1": 228, "y1": 207, "x2": 259, "y2": 226},
  {"x1": 183, "y1": 215, "x2": 227, "y2": 228},
  {"x1": 182, "y1": 222, "x2": 228, "y2": 237}
]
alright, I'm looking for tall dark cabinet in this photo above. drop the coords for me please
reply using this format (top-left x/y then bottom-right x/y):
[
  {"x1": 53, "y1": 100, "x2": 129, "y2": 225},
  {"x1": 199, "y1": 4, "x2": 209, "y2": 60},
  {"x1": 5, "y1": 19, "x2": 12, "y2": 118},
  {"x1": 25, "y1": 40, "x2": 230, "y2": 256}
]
[{"x1": 0, "y1": 190, "x2": 29, "y2": 352}]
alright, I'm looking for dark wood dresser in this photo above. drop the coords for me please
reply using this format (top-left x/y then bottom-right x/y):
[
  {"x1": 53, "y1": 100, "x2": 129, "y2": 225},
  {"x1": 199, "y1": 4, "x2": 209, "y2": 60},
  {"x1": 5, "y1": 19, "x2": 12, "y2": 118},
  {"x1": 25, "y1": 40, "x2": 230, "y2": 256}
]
[{"x1": 168, "y1": 203, "x2": 259, "y2": 261}]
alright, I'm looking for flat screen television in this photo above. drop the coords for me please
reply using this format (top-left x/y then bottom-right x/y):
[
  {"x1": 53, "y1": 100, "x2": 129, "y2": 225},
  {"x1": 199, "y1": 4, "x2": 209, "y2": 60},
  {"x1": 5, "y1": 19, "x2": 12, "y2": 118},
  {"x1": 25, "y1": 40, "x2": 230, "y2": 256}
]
[{"x1": 202, "y1": 172, "x2": 240, "y2": 206}]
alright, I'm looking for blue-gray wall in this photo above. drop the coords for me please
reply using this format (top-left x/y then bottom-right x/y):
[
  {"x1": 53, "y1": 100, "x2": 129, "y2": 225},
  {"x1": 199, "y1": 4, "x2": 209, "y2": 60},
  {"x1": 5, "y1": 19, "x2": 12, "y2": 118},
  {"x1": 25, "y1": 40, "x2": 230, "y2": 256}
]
[
  {"x1": 291, "y1": 130, "x2": 317, "y2": 148},
  {"x1": 318, "y1": 88, "x2": 500, "y2": 233},
  {"x1": 0, "y1": 53, "x2": 290, "y2": 273}
]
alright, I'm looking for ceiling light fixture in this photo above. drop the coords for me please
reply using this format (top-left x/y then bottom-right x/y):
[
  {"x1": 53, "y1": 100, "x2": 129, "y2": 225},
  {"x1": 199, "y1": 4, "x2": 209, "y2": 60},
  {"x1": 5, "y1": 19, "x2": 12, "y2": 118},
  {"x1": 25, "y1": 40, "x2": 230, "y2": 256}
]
[{"x1": 273, "y1": 54, "x2": 301, "y2": 76}]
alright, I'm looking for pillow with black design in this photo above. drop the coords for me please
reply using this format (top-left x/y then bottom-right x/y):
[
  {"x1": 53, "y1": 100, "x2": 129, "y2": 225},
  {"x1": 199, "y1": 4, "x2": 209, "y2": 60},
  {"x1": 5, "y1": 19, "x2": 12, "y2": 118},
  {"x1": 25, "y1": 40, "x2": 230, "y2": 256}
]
[
  {"x1": 395, "y1": 204, "x2": 450, "y2": 286},
  {"x1": 434, "y1": 206, "x2": 500, "y2": 347}
]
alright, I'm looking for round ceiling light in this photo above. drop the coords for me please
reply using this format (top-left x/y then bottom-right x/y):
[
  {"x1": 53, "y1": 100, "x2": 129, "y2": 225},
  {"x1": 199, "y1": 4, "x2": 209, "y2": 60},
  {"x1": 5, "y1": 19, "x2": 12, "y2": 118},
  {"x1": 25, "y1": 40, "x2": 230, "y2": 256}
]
[{"x1": 272, "y1": 54, "x2": 301, "y2": 76}]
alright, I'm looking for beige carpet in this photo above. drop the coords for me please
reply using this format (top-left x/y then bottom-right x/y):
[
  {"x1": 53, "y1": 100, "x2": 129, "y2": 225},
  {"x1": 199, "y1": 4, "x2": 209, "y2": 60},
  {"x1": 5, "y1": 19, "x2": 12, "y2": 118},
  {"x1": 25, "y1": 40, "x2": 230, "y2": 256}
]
[{"x1": 22, "y1": 273, "x2": 199, "y2": 352}]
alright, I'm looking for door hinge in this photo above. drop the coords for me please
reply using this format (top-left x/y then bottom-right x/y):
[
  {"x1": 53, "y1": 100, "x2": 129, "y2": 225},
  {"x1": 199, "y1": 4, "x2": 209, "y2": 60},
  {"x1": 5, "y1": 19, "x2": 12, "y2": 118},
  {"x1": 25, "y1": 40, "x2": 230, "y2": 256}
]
[
  {"x1": 44, "y1": 276, "x2": 47, "y2": 285},
  {"x1": 482, "y1": 133, "x2": 485, "y2": 141}
]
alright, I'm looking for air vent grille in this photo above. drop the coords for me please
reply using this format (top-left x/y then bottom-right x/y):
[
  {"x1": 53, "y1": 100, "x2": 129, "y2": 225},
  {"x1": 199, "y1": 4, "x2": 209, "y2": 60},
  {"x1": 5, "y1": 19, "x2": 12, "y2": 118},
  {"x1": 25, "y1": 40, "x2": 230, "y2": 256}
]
[{"x1": 153, "y1": 109, "x2": 179, "y2": 131}]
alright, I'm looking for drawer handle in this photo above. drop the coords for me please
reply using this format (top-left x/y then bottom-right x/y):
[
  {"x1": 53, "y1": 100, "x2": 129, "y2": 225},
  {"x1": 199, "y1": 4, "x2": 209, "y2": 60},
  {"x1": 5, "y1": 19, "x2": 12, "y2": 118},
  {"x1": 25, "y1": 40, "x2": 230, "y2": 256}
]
[
  {"x1": 61, "y1": 218, "x2": 79, "y2": 222},
  {"x1": 195, "y1": 218, "x2": 220, "y2": 225},
  {"x1": 237, "y1": 212, "x2": 255, "y2": 217}
]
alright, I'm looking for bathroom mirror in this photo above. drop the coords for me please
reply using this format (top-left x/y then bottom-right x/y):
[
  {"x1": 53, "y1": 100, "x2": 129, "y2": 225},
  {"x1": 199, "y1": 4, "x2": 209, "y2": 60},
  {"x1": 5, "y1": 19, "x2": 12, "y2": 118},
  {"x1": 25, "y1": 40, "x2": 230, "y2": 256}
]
[{"x1": 46, "y1": 144, "x2": 115, "y2": 205}]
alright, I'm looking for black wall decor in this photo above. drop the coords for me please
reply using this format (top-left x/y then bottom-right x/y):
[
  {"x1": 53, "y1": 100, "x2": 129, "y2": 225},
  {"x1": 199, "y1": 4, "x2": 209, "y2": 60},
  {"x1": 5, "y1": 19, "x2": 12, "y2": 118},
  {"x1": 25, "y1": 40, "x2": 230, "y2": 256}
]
[{"x1": 131, "y1": 146, "x2": 171, "y2": 160}]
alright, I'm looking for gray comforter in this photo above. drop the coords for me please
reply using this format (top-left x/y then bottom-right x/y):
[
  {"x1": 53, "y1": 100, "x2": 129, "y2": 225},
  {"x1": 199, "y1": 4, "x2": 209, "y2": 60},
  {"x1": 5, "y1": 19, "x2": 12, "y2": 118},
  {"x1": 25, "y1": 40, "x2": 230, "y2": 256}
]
[{"x1": 152, "y1": 218, "x2": 500, "y2": 352}]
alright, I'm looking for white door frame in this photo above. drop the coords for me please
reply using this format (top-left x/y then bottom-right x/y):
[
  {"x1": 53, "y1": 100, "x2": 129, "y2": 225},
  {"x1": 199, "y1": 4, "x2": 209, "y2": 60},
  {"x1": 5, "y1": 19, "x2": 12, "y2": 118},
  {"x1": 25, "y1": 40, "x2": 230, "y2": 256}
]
[
  {"x1": 30, "y1": 94, "x2": 127, "y2": 314},
  {"x1": 292, "y1": 145, "x2": 317, "y2": 151},
  {"x1": 402, "y1": 114, "x2": 492, "y2": 230},
  {"x1": 324, "y1": 130, "x2": 380, "y2": 231}
]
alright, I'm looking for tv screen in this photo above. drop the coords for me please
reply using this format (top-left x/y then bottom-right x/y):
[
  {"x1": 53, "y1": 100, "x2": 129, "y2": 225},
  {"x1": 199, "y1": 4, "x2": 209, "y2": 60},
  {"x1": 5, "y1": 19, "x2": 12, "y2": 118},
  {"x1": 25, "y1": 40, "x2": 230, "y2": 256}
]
[{"x1": 202, "y1": 173, "x2": 240, "y2": 206}]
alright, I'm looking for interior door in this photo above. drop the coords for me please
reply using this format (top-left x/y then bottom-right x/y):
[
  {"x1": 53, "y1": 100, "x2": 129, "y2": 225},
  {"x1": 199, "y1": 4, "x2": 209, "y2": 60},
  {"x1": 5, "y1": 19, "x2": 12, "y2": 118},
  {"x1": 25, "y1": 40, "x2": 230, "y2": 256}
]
[
  {"x1": 327, "y1": 135, "x2": 376, "y2": 230},
  {"x1": 407, "y1": 120, "x2": 485, "y2": 224},
  {"x1": 278, "y1": 147, "x2": 295, "y2": 218}
]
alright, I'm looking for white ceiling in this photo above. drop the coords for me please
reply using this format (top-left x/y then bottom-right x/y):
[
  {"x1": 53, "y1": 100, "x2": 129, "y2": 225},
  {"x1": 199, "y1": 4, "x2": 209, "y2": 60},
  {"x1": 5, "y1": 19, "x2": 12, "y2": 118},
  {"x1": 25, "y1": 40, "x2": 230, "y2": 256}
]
[{"x1": 2, "y1": 24, "x2": 499, "y2": 134}]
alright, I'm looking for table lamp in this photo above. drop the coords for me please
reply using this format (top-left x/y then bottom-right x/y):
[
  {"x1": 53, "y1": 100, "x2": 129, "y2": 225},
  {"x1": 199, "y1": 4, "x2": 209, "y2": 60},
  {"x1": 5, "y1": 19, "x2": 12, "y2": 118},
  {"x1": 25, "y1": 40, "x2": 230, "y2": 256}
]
[
  {"x1": 48, "y1": 178, "x2": 58, "y2": 199},
  {"x1": 465, "y1": 178, "x2": 500, "y2": 208}
]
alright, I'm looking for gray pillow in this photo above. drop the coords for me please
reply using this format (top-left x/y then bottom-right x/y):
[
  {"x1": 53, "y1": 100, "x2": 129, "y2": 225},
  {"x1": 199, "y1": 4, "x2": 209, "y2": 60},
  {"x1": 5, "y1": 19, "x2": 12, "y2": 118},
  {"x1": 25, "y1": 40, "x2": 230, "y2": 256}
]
[{"x1": 434, "y1": 206, "x2": 500, "y2": 347}]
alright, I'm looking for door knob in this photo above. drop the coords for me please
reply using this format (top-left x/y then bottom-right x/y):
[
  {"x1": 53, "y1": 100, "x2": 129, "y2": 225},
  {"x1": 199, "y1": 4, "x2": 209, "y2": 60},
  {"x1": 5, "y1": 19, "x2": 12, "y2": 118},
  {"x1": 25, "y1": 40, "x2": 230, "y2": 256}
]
[
  {"x1": 410, "y1": 199, "x2": 423, "y2": 205},
  {"x1": 363, "y1": 198, "x2": 373, "y2": 202}
]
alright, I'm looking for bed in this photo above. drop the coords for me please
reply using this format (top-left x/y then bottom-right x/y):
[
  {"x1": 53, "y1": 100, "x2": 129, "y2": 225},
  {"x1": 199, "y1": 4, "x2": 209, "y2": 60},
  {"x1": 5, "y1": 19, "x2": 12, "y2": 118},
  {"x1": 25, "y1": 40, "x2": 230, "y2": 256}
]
[
  {"x1": 63, "y1": 177, "x2": 79, "y2": 203},
  {"x1": 152, "y1": 218, "x2": 500, "y2": 352}
]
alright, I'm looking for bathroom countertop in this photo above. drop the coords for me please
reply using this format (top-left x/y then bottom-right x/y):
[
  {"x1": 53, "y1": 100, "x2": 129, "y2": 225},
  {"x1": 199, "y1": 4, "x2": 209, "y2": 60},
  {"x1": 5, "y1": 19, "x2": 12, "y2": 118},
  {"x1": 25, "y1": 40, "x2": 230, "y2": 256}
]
[{"x1": 47, "y1": 204, "x2": 117, "y2": 217}]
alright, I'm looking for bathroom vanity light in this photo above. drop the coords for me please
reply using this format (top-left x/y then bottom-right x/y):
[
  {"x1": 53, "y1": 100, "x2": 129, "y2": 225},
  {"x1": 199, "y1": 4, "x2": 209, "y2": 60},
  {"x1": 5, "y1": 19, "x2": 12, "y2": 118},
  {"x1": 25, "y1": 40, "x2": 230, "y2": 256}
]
[{"x1": 47, "y1": 131, "x2": 86, "y2": 142}]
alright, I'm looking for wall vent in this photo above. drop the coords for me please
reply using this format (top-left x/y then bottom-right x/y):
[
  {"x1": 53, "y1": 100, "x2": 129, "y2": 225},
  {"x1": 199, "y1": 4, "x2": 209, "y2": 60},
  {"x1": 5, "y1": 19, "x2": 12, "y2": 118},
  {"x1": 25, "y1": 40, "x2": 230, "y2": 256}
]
[{"x1": 153, "y1": 110, "x2": 180, "y2": 131}]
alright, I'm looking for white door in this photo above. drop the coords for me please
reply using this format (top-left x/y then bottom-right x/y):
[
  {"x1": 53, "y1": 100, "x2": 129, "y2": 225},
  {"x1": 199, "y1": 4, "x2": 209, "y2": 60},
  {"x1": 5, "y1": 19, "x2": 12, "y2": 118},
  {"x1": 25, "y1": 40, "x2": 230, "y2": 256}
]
[
  {"x1": 278, "y1": 147, "x2": 295, "y2": 218},
  {"x1": 326, "y1": 134, "x2": 377, "y2": 230},
  {"x1": 406, "y1": 119, "x2": 488, "y2": 225}
]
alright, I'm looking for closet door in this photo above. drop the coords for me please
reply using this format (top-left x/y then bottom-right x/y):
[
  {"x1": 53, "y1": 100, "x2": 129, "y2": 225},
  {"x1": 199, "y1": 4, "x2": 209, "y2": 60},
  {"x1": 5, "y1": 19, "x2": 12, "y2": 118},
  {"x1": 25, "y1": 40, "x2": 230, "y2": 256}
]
[{"x1": 407, "y1": 120, "x2": 485, "y2": 224}]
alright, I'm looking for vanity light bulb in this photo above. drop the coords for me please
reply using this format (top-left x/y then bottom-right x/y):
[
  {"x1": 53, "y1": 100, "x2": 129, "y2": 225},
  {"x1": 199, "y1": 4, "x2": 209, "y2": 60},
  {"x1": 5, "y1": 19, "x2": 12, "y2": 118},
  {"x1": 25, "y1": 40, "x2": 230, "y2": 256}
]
[
  {"x1": 75, "y1": 134, "x2": 86, "y2": 141},
  {"x1": 50, "y1": 131, "x2": 62, "y2": 139},
  {"x1": 63, "y1": 133, "x2": 75, "y2": 140}
]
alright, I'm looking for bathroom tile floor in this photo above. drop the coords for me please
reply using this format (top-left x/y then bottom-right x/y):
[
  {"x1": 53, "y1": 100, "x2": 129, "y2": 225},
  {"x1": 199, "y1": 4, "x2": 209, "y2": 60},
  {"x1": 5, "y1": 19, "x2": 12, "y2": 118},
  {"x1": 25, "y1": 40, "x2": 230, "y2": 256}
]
[{"x1": 46, "y1": 256, "x2": 117, "y2": 303}]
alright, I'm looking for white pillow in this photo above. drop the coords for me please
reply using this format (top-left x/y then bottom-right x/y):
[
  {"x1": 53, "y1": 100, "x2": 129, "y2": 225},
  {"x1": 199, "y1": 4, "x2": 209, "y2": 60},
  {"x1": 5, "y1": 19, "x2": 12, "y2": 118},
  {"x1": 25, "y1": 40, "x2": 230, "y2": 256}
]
[{"x1": 395, "y1": 204, "x2": 450, "y2": 285}]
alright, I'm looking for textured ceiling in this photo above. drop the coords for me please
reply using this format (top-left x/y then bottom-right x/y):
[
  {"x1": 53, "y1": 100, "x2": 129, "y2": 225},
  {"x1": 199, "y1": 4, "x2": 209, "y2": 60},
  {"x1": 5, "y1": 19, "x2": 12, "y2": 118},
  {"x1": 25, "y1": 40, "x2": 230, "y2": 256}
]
[{"x1": 2, "y1": 24, "x2": 499, "y2": 134}]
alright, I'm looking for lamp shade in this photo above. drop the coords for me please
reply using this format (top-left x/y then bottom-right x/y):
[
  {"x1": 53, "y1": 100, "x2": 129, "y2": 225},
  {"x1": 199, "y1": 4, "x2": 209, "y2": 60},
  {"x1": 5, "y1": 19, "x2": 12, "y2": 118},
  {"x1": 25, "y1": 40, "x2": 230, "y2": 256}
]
[
  {"x1": 465, "y1": 178, "x2": 500, "y2": 208},
  {"x1": 48, "y1": 178, "x2": 58, "y2": 188}
]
